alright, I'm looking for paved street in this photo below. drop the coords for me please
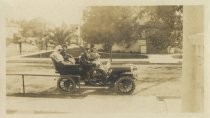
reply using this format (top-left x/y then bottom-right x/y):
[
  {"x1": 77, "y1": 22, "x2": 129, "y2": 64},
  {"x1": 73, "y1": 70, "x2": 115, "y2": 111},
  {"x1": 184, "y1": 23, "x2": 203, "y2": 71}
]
[
  {"x1": 6, "y1": 61, "x2": 181, "y2": 96},
  {"x1": 7, "y1": 96, "x2": 170, "y2": 114},
  {"x1": 6, "y1": 60, "x2": 182, "y2": 114}
]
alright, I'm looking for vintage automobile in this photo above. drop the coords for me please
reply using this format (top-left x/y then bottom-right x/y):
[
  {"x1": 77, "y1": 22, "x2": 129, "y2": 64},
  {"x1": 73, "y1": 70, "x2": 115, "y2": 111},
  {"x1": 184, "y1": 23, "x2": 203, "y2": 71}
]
[{"x1": 51, "y1": 56, "x2": 138, "y2": 95}]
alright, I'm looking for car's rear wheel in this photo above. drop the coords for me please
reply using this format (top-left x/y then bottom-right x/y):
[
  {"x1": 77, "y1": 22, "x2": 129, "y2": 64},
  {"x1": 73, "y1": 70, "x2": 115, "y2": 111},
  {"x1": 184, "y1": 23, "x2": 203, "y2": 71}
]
[
  {"x1": 57, "y1": 77, "x2": 76, "y2": 93},
  {"x1": 115, "y1": 76, "x2": 135, "y2": 95}
]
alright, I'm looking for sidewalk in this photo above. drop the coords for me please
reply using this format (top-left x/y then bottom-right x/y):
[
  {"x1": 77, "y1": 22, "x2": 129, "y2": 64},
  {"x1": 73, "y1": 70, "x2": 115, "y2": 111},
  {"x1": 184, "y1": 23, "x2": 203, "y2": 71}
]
[
  {"x1": 7, "y1": 96, "x2": 181, "y2": 114},
  {"x1": 6, "y1": 54, "x2": 182, "y2": 65}
]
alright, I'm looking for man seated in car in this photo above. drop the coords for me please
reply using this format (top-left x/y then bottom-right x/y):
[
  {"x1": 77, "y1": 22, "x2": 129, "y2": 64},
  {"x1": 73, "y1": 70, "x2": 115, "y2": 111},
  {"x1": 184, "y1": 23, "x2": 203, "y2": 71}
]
[
  {"x1": 60, "y1": 44, "x2": 75, "y2": 64},
  {"x1": 50, "y1": 45, "x2": 75, "y2": 65},
  {"x1": 88, "y1": 47, "x2": 101, "y2": 67}
]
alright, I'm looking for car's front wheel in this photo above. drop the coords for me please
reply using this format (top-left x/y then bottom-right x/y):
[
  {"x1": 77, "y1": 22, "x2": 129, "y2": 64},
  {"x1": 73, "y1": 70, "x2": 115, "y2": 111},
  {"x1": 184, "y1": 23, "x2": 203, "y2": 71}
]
[{"x1": 115, "y1": 76, "x2": 135, "y2": 95}]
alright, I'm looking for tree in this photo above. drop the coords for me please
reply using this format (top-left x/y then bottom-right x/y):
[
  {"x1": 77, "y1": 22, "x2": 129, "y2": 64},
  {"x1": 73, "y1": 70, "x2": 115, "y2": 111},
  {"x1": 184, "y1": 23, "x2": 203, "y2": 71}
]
[
  {"x1": 12, "y1": 33, "x2": 23, "y2": 54},
  {"x1": 18, "y1": 18, "x2": 47, "y2": 49},
  {"x1": 142, "y1": 6, "x2": 183, "y2": 52},
  {"x1": 7, "y1": 18, "x2": 78, "y2": 50},
  {"x1": 7, "y1": 18, "x2": 48, "y2": 50},
  {"x1": 82, "y1": 6, "x2": 138, "y2": 52},
  {"x1": 82, "y1": 6, "x2": 183, "y2": 53},
  {"x1": 45, "y1": 24, "x2": 76, "y2": 47}
]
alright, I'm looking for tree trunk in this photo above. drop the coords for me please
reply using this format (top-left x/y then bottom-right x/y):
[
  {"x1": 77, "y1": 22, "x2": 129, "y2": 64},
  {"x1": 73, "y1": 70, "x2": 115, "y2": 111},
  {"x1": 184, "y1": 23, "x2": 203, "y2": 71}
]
[
  {"x1": 110, "y1": 47, "x2": 112, "y2": 62},
  {"x1": 45, "y1": 42, "x2": 48, "y2": 50},
  {"x1": 19, "y1": 42, "x2": 22, "y2": 54}
]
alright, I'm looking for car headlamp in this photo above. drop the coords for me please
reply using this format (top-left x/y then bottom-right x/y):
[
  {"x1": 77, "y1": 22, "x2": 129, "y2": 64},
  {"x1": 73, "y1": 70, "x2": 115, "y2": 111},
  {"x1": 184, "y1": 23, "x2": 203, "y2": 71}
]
[
  {"x1": 131, "y1": 65, "x2": 138, "y2": 72},
  {"x1": 131, "y1": 65, "x2": 138, "y2": 78}
]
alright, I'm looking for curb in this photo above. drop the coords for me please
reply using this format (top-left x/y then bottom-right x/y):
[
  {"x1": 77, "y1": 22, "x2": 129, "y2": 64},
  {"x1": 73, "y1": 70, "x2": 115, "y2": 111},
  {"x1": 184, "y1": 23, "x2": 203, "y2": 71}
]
[{"x1": 6, "y1": 58, "x2": 182, "y2": 65}]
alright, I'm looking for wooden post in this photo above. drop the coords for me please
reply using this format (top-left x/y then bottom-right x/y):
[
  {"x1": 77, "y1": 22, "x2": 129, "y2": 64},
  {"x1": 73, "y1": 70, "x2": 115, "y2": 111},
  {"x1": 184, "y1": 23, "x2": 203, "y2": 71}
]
[
  {"x1": 22, "y1": 75, "x2": 25, "y2": 94},
  {"x1": 45, "y1": 41, "x2": 48, "y2": 50},
  {"x1": 19, "y1": 42, "x2": 22, "y2": 54},
  {"x1": 110, "y1": 47, "x2": 112, "y2": 62},
  {"x1": 182, "y1": 6, "x2": 204, "y2": 112}
]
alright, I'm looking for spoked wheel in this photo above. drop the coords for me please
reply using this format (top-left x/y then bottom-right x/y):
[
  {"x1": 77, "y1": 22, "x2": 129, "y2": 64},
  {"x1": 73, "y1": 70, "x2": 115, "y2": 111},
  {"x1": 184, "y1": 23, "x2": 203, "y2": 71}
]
[
  {"x1": 115, "y1": 76, "x2": 135, "y2": 95},
  {"x1": 88, "y1": 69, "x2": 107, "y2": 86},
  {"x1": 57, "y1": 77, "x2": 76, "y2": 93}
]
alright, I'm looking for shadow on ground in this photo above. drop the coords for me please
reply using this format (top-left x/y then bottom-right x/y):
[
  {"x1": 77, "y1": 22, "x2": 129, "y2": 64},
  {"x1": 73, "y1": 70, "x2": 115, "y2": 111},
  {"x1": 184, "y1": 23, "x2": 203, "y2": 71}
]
[{"x1": 7, "y1": 87, "x2": 118, "y2": 99}]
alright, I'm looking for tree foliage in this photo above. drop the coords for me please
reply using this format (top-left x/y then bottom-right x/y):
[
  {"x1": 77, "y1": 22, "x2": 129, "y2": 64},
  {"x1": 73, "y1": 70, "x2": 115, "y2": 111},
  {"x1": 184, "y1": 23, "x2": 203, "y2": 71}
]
[
  {"x1": 45, "y1": 25, "x2": 76, "y2": 47},
  {"x1": 7, "y1": 18, "x2": 78, "y2": 50},
  {"x1": 144, "y1": 6, "x2": 183, "y2": 51},
  {"x1": 82, "y1": 6, "x2": 137, "y2": 52},
  {"x1": 8, "y1": 18, "x2": 47, "y2": 49},
  {"x1": 81, "y1": 6, "x2": 183, "y2": 53}
]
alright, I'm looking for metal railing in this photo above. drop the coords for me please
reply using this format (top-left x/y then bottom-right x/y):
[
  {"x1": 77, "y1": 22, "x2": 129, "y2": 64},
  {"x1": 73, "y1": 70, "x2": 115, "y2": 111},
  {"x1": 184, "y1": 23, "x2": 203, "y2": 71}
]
[{"x1": 6, "y1": 73, "x2": 81, "y2": 94}]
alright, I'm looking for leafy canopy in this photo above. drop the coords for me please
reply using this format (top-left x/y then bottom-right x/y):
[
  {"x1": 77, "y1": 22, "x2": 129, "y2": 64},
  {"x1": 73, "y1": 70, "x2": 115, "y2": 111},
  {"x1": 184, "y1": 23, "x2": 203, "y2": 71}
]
[{"x1": 82, "y1": 6, "x2": 183, "y2": 53}]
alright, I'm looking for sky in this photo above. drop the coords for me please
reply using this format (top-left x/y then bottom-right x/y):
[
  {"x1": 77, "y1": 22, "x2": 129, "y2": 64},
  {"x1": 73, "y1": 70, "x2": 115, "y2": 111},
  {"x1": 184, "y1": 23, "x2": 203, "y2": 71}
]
[
  {"x1": 1, "y1": 0, "x2": 204, "y2": 26},
  {"x1": 3, "y1": 0, "x2": 85, "y2": 25}
]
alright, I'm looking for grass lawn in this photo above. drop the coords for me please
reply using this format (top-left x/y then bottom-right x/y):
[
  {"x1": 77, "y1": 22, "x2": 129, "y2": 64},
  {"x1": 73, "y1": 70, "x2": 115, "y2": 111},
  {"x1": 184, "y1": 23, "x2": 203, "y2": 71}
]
[{"x1": 24, "y1": 49, "x2": 149, "y2": 59}]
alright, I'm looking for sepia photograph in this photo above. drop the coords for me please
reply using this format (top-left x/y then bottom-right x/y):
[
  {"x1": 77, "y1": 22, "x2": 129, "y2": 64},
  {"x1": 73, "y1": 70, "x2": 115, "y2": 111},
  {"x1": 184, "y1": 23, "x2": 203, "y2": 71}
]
[{"x1": 0, "y1": 0, "x2": 208, "y2": 118}]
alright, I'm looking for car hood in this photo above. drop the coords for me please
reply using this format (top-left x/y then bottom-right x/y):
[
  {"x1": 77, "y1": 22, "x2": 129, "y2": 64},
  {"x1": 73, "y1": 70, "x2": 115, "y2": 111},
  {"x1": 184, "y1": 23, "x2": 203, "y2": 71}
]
[{"x1": 109, "y1": 65, "x2": 131, "y2": 72}]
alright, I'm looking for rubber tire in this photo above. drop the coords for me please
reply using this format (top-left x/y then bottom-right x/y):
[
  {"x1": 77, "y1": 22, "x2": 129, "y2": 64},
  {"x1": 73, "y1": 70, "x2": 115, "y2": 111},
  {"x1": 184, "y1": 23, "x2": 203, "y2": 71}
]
[
  {"x1": 57, "y1": 77, "x2": 76, "y2": 94},
  {"x1": 115, "y1": 76, "x2": 135, "y2": 95}
]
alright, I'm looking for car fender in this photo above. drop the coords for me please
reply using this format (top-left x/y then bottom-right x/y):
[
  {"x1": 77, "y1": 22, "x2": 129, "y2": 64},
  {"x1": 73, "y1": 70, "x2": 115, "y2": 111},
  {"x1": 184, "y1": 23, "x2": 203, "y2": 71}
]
[{"x1": 116, "y1": 72, "x2": 136, "y2": 80}]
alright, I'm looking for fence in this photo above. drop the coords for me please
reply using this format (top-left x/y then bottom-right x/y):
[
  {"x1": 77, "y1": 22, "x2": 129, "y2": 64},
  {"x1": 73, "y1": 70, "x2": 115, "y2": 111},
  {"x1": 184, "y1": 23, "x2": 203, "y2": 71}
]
[{"x1": 6, "y1": 73, "x2": 81, "y2": 94}]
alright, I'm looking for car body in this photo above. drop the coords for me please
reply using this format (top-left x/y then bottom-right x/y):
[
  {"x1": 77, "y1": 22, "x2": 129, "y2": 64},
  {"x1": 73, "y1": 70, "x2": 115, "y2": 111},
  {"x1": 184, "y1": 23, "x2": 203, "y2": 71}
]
[{"x1": 51, "y1": 57, "x2": 137, "y2": 95}]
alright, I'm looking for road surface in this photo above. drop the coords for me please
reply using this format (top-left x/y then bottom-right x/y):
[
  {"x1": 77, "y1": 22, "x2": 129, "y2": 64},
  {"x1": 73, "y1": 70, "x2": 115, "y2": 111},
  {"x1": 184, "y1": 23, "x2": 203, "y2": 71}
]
[{"x1": 6, "y1": 62, "x2": 182, "y2": 114}]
